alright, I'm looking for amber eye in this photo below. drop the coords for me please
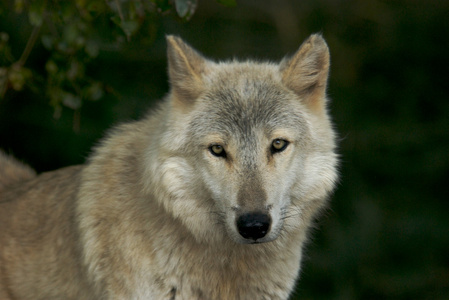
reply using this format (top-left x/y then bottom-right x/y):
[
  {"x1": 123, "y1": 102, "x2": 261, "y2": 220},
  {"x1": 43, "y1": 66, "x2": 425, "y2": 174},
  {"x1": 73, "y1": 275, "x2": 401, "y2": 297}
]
[
  {"x1": 271, "y1": 139, "x2": 289, "y2": 154},
  {"x1": 209, "y1": 145, "x2": 226, "y2": 158}
]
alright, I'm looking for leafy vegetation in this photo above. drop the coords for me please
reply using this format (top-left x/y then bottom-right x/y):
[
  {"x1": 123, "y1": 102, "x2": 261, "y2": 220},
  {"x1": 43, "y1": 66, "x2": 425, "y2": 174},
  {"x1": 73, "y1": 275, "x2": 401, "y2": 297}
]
[
  {"x1": 0, "y1": 0, "x2": 234, "y2": 117},
  {"x1": 1, "y1": 1, "x2": 448, "y2": 299}
]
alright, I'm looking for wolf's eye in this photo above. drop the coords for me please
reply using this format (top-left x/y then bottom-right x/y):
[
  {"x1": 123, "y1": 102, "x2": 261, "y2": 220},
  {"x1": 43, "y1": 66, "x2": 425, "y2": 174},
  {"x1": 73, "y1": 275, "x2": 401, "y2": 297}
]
[
  {"x1": 209, "y1": 145, "x2": 226, "y2": 158},
  {"x1": 271, "y1": 139, "x2": 289, "y2": 154}
]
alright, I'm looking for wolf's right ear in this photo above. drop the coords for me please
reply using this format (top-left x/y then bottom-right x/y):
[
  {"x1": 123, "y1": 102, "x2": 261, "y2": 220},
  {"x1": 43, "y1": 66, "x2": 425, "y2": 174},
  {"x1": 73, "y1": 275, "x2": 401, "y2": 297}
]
[
  {"x1": 166, "y1": 36, "x2": 207, "y2": 104},
  {"x1": 280, "y1": 34, "x2": 330, "y2": 113}
]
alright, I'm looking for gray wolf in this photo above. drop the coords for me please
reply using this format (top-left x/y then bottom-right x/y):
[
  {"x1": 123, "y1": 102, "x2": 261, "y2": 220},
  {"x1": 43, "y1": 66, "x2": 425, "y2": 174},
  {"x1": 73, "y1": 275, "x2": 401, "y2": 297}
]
[{"x1": 0, "y1": 34, "x2": 338, "y2": 299}]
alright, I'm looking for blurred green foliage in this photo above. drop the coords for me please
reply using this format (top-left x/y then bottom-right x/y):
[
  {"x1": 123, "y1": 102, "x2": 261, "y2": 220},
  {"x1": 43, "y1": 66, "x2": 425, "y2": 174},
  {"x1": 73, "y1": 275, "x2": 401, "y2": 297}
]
[
  {"x1": 0, "y1": 0, "x2": 233, "y2": 121},
  {"x1": 1, "y1": 0, "x2": 448, "y2": 299}
]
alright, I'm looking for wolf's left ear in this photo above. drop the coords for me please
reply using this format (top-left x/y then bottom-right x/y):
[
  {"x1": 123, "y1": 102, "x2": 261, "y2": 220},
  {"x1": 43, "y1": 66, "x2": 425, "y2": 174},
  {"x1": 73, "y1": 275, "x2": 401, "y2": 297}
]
[
  {"x1": 166, "y1": 36, "x2": 207, "y2": 104},
  {"x1": 280, "y1": 34, "x2": 330, "y2": 113}
]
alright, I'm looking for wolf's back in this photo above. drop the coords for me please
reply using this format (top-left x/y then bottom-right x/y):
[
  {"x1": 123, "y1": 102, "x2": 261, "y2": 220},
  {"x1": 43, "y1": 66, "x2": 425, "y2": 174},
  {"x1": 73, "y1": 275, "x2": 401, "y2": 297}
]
[{"x1": 0, "y1": 151, "x2": 36, "y2": 193}]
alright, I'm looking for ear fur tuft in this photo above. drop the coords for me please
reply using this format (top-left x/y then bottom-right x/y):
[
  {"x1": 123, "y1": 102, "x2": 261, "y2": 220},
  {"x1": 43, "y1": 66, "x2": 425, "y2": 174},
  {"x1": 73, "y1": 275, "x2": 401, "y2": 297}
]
[
  {"x1": 280, "y1": 34, "x2": 330, "y2": 112},
  {"x1": 166, "y1": 35, "x2": 207, "y2": 103}
]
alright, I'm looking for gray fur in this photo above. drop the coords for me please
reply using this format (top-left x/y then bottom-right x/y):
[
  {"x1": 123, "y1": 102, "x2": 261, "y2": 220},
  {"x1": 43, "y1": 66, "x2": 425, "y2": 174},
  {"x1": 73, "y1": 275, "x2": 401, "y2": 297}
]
[{"x1": 0, "y1": 34, "x2": 338, "y2": 300}]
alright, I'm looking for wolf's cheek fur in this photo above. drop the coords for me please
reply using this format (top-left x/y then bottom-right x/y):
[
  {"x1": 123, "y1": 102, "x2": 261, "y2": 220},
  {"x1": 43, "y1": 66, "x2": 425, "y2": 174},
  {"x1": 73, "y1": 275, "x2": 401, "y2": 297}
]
[{"x1": 157, "y1": 157, "x2": 224, "y2": 243}]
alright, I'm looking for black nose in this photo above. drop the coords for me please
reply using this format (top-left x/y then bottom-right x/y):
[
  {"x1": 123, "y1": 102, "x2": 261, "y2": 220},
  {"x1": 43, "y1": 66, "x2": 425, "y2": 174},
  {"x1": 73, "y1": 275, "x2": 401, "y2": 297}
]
[{"x1": 236, "y1": 212, "x2": 271, "y2": 240}]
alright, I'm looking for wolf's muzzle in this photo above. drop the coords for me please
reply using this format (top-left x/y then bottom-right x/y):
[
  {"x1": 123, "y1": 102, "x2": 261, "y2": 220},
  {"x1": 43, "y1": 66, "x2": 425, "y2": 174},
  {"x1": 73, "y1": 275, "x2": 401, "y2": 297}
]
[{"x1": 236, "y1": 212, "x2": 271, "y2": 241}]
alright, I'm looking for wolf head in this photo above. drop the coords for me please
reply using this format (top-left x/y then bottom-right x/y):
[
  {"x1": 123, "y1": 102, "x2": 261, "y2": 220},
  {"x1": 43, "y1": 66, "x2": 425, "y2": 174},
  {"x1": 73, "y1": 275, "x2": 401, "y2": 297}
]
[{"x1": 146, "y1": 35, "x2": 338, "y2": 245}]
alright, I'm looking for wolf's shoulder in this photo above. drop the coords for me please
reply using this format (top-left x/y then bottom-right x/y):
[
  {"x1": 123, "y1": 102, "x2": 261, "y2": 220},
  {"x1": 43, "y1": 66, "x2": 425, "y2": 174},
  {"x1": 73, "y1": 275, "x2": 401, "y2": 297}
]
[{"x1": 0, "y1": 151, "x2": 36, "y2": 194}]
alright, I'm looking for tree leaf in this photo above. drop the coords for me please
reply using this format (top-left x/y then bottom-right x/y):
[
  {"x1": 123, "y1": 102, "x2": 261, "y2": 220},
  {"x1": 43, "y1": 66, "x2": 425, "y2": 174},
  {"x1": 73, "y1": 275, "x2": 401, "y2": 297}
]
[
  {"x1": 175, "y1": 0, "x2": 197, "y2": 21},
  {"x1": 84, "y1": 82, "x2": 104, "y2": 101},
  {"x1": 45, "y1": 60, "x2": 58, "y2": 74},
  {"x1": 28, "y1": 0, "x2": 46, "y2": 26},
  {"x1": 8, "y1": 66, "x2": 32, "y2": 91},
  {"x1": 14, "y1": 0, "x2": 25, "y2": 13},
  {"x1": 62, "y1": 92, "x2": 82, "y2": 110},
  {"x1": 41, "y1": 35, "x2": 54, "y2": 49},
  {"x1": 120, "y1": 20, "x2": 139, "y2": 38}
]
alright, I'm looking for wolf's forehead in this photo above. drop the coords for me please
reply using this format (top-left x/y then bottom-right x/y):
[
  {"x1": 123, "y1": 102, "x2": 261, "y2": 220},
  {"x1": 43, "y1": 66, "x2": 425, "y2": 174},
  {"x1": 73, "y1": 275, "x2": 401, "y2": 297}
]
[
  {"x1": 191, "y1": 76, "x2": 307, "y2": 138},
  {"x1": 208, "y1": 62, "x2": 282, "y2": 91},
  {"x1": 207, "y1": 64, "x2": 287, "y2": 108}
]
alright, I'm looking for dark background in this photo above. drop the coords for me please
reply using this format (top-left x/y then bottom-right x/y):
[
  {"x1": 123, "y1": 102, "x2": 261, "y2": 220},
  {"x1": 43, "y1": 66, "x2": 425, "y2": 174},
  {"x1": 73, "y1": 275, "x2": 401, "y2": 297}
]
[{"x1": 1, "y1": 1, "x2": 448, "y2": 299}]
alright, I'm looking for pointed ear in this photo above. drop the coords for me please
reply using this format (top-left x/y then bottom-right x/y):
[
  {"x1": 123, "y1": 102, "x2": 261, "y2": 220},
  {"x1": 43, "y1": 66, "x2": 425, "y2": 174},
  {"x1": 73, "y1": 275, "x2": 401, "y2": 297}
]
[
  {"x1": 166, "y1": 35, "x2": 207, "y2": 104},
  {"x1": 280, "y1": 34, "x2": 330, "y2": 113}
]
